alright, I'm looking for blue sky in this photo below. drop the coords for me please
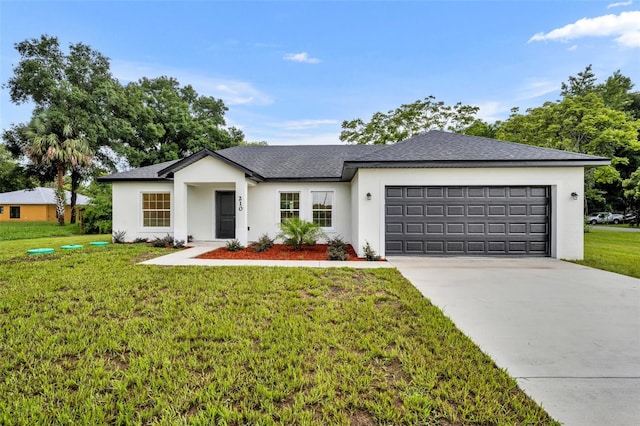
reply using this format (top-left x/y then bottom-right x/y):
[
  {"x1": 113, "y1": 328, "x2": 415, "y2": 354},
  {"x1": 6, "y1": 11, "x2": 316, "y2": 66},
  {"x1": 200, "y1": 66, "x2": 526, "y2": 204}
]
[{"x1": 1, "y1": 1, "x2": 639, "y2": 145}]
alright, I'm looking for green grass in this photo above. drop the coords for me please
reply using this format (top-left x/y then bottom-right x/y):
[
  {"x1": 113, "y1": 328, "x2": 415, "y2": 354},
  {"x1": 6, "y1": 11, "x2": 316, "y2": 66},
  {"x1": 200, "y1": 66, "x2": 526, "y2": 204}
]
[
  {"x1": 0, "y1": 221, "x2": 83, "y2": 241},
  {"x1": 0, "y1": 238, "x2": 557, "y2": 425},
  {"x1": 573, "y1": 228, "x2": 640, "y2": 279}
]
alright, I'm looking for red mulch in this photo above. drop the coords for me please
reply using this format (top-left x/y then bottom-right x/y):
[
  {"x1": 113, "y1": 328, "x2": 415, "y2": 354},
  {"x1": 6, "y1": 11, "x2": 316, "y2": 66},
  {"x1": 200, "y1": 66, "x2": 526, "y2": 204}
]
[{"x1": 196, "y1": 243, "x2": 366, "y2": 261}]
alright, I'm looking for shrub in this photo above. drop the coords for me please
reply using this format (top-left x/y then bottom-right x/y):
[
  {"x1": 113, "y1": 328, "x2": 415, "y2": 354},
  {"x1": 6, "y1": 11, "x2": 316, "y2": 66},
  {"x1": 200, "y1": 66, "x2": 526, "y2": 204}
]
[
  {"x1": 112, "y1": 230, "x2": 127, "y2": 244},
  {"x1": 327, "y1": 236, "x2": 349, "y2": 261},
  {"x1": 252, "y1": 234, "x2": 275, "y2": 252},
  {"x1": 151, "y1": 234, "x2": 174, "y2": 248},
  {"x1": 82, "y1": 182, "x2": 112, "y2": 234},
  {"x1": 277, "y1": 218, "x2": 325, "y2": 251},
  {"x1": 363, "y1": 241, "x2": 381, "y2": 261},
  {"x1": 226, "y1": 239, "x2": 245, "y2": 252},
  {"x1": 133, "y1": 237, "x2": 148, "y2": 244},
  {"x1": 173, "y1": 239, "x2": 185, "y2": 249}
]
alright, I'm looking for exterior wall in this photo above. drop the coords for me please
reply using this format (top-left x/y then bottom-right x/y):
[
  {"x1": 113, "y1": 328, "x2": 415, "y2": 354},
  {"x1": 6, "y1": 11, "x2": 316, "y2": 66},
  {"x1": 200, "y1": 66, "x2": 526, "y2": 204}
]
[
  {"x1": 0, "y1": 204, "x2": 78, "y2": 222},
  {"x1": 247, "y1": 182, "x2": 352, "y2": 243},
  {"x1": 353, "y1": 167, "x2": 585, "y2": 260},
  {"x1": 173, "y1": 156, "x2": 248, "y2": 244},
  {"x1": 112, "y1": 181, "x2": 174, "y2": 242},
  {"x1": 350, "y1": 172, "x2": 360, "y2": 252}
]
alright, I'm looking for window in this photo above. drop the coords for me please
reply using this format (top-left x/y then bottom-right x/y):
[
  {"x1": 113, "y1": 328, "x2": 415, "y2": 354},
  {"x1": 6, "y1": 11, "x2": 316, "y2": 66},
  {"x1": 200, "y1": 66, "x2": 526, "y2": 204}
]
[
  {"x1": 0, "y1": 206, "x2": 3, "y2": 214},
  {"x1": 312, "y1": 191, "x2": 333, "y2": 228},
  {"x1": 142, "y1": 193, "x2": 171, "y2": 227},
  {"x1": 280, "y1": 192, "x2": 300, "y2": 222},
  {"x1": 10, "y1": 206, "x2": 20, "y2": 219}
]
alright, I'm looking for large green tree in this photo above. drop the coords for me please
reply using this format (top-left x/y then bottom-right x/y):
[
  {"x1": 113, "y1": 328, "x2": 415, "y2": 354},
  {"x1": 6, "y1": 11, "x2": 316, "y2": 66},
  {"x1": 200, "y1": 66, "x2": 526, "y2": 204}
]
[
  {"x1": 497, "y1": 68, "x2": 640, "y2": 212},
  {"x1": 0, "y1": 144, "x2": 36, "y2": 193},
  {"x1": 340, "y1": 95, "x2": 479, "y2": 145},
  {"x1": 24, "y1": 113, "x2": 93, "y2": 225},
  {"x1": 3, "y1": 35, "x2": 117, "y2": 223},
  {"x1": 112, "y1": 76, "x2": 244, "y2": 168}
]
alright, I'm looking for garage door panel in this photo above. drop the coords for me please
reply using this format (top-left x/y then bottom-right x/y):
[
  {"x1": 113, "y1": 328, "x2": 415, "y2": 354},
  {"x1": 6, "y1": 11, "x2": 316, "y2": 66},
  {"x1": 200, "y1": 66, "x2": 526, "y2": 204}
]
[{"x1": 385, "y1": 185, "x2": 549, "y2": 256}]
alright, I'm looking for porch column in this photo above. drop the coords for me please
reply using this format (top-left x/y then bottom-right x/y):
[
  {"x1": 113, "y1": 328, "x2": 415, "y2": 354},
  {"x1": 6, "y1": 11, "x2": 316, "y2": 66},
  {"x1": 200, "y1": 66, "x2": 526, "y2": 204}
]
[
  {"x1": 173, "y1": 182, "x2": 188, "y2": 243},
  {"x1": 235, "y1": 180, "x2": 249, "y2": 245}
]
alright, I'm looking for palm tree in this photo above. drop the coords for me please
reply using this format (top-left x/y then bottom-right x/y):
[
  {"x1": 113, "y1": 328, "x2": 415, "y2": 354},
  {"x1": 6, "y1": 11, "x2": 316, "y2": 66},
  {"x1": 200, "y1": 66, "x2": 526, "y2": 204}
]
[{"x1": 25, "y1": 114, "x2": 93, "y2": 225}]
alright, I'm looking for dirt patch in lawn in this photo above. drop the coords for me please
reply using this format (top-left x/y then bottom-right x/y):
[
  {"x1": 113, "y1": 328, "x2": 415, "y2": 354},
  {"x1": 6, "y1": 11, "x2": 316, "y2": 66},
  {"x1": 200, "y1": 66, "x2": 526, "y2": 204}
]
[{"x1": 196, "y1": 243, "x2": 380, "y2": 261}]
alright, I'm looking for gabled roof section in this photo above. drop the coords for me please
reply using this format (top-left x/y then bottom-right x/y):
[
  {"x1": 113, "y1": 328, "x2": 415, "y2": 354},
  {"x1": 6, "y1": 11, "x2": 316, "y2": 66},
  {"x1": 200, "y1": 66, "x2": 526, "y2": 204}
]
[
  {"x1": 157, "y1": 149, "x2": 263, "y2": 181},
  {"x1": 0, "y1": 187, "x2": 90, "y2": 205},
  {"x1": 216, "y1": 145, "x2": 386, "y2": 180},
  {"x1": 98, "y1": 159, "x2": 179, "y2": 182}
]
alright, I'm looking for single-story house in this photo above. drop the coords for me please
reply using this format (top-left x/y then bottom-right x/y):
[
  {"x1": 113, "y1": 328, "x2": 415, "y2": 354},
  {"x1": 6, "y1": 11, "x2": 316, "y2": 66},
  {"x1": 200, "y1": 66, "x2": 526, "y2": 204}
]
[
  {"x1": 0, "y1": 187, "x2": 91, "y2": 223},
  {"x1": 99, "y1": 130, "x2": 609, "y2": 260}
]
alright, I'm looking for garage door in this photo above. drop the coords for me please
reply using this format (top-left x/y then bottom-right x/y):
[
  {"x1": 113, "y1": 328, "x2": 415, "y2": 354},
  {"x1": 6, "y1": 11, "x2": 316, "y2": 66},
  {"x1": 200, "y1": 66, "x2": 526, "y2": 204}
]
[{"x1": 385, "y1": 186, "x2": 549, "y2": 256}]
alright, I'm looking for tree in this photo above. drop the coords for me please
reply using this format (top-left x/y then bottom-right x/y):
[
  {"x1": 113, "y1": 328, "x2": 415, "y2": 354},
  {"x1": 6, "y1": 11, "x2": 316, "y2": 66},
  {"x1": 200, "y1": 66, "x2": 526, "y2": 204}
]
[
  {"x1": 622, "y1": 168, "x2": 640, "y2": 226},
  {"x1": 340, "y1": 95, "x2": 479, "y2": 145},
  {"x1": 463, "y1": 119, "x2": 499, "y2": 138},
  {"x1": 24, "y1": 113, "x2": 92, "y2": 225},
  {"x1": 560, "y1": 64, "x2": 597, "y2": 97},
  {"x1": 0, "y1": 144, "x2": 36, "y2": 192},
  {"x1": 112, "y1": 76, "x2": 244, "y2": 168},
  {"x1": 3, "y1": 35, "x2": 118, "y2": 222}
]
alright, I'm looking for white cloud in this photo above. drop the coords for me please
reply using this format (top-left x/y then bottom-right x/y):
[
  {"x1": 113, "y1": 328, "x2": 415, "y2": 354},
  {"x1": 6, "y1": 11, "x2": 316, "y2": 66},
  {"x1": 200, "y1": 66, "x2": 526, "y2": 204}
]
[
  {"x1": 568, "y1": 44, "x2": 578, "y2": 51},
  {"x1": 529, "y1": 11, "x2": 640, "y2": 47},
  {"x1": 474, "y1": 101, "x2": 509, "y2": 123},
  {"x1": 607, "y1": 1, "x2": 632, "y2": 9},
  {"x1": 517, "y1": 79, "x2": 559, "y2": 100},
  {"x1": 111, "y1": 60, "x2": 273, "y2": 106},
  {"x1": 273, "y1": 119, "x2": 338, "y2": 130},
  {"x1": 283, "y1": 52, "x2": 321, "y2": 64}
]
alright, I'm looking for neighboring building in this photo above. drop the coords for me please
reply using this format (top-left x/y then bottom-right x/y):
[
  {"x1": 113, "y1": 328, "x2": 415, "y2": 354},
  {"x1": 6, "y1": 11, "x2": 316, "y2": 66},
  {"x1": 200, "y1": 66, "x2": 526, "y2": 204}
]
[
  {"x1": 0, "y1": 187, "x2": 90, "y2": 223},
  {"x1": 99, "y1": 130, "x2": 609, "y2": 260}
]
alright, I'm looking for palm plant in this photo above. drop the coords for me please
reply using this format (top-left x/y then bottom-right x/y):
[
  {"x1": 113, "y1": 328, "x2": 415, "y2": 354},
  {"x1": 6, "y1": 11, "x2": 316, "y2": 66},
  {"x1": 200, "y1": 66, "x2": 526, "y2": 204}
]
[
  {"x1": 277, "y1": 217, "x2": 325, "y2": 251},
  {"x1": 25, "y1": 114, "x2": 93, "y2": 225}
]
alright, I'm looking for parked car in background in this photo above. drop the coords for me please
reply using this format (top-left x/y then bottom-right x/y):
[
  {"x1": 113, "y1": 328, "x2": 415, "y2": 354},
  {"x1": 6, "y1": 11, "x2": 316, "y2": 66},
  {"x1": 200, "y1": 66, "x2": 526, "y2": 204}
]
[{"x1": 586, "y1": 212, "x2": 625, "y2": 225}]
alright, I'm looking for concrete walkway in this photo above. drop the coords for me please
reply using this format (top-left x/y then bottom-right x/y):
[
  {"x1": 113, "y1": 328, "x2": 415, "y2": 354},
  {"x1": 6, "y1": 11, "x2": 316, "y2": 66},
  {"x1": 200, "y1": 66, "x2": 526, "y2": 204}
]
[
  {"x1": 139, "y1": 245, "x2": 394, "y2": 268},
  {"x1": 389, "y1": 257, "x2": 640, "y2": 426}
]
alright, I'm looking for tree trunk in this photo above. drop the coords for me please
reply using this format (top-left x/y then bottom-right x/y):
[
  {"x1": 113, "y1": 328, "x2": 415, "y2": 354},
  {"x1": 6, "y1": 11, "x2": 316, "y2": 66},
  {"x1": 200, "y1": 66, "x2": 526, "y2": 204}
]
[
  {"x1": 56, "y1": 166, "x2": 65, "y2": 226},
  {"x1": 70, "y1": 169, "x2": 80, "y2": 224}
]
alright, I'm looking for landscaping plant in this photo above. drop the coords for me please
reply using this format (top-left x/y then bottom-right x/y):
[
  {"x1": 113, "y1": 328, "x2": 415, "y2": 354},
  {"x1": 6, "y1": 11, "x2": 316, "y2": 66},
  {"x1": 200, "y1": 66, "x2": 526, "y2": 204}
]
[
  {"x1": 363, "y1": 241, "x2": 381, "y2": 261},
  {"x1": 327, "y1": 235, "x2": 349, "y2": 260},
  {"x1": 277, "y1": 217, "x2": 325, "y2": 250},
  {"x1": 225, "y1": 239, "x2": 245, "y2": 251},
  {"x1": 251, "y1": 234, "x2": 275, "y2": 252}
]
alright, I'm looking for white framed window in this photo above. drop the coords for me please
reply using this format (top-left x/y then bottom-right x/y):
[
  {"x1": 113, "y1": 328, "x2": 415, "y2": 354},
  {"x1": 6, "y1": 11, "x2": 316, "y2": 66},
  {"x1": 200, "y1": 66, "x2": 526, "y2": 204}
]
[
  {"x1": 142, "y1": 192, "x2": 171, "y2": 227},
  {"x1": 279, "y1": 192, "x2": 300, "y2": 223},
  {"x1": 312, "y1": 191, "x2": 333, "y2": 228}
]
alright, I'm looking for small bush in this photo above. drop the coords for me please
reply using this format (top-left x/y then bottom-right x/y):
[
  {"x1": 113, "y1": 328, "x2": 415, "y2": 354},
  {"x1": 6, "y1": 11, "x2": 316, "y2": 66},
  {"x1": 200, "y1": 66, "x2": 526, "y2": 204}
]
[
  {"x1": 173, "y1": 239, "x2": 185, "y2": 249},
  {"x1": 252, "y1": 234, "x2": 275, "y2": 252},
  {"x1": 133, "y1": 237, "x2": 148, "y2": 244},
  {"x1": 187, "y1": 235, "x2": 194, "y2": 242},
  {"x1": 327, "y1": 236, "x2": 349, "y2": 261},
  {"x1": 277, "y1": 217, "x2": 325, "y2": 250},
  {"x1": 112, "y1": 230, "x2": 127, "y2": 244},
  {"x1": 226, "y1": 239, "x2": 245, "y2": 252},
  {"x1": 363, "y1": 241, "x2": 381, "y2": 261},
  {"x1": 151, "y1": 234, "x2": 174, "y2": 248}
]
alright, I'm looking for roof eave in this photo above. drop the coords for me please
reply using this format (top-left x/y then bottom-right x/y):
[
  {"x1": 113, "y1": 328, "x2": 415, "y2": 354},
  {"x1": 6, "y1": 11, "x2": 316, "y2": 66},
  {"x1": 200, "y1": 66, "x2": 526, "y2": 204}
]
[
  {"x1": 341, "y1": 159, "x2": 612, "y2": 180},
  {"x1": 158, "y1": 149, "x2": 264, "y2": 181},
  {"x1": 96, "y1": 177, "x2": 174, "y2": 183}
]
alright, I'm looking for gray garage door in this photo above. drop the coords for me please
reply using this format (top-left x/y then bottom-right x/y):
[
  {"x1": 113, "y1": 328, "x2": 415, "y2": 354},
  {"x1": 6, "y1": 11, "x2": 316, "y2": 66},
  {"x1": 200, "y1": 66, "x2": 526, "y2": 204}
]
[{"x1": 385, "y1": 186, "x2": 549, "y2": 256}]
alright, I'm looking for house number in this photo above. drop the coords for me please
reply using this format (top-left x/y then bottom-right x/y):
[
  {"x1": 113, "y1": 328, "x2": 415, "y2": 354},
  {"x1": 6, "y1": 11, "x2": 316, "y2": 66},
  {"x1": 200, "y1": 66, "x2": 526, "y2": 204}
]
[{"x1": 238, "y1": 196, "x2": 243, "y2": 211}]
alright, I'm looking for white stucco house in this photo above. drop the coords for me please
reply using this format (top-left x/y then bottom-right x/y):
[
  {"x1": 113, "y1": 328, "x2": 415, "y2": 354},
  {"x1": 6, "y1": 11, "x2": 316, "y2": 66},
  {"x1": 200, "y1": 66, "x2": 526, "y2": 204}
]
[{"x1": 99, "y1": 130, "x2": 609, "y2": 260}]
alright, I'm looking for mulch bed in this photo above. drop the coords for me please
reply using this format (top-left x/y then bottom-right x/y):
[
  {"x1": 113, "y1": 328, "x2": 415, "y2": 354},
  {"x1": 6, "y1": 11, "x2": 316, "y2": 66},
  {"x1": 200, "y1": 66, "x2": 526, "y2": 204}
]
[{"x1": 196, "y1": 243, "x2": 368, "y2": 261}]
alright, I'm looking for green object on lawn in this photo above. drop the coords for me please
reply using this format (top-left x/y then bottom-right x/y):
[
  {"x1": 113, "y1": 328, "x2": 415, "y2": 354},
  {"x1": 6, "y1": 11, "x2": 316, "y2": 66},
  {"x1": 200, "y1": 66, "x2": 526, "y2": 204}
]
[
  {"x1": 61, "y1": 244, "x2": 83, "y2": 250},
  {"x1": 27, "y1": 248, "x2": 54, "y2": 255},
  {"x1": 90, "y1": 241, "x2": 109, "y2": 246}
]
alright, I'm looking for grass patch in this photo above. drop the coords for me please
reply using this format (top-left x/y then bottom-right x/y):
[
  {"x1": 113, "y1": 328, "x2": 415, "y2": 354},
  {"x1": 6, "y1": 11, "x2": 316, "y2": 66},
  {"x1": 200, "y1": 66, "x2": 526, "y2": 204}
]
[
  {"x1": 0, "y1": 222, "x2": 83, "y2": 241},
  {"x1": 573, "y1": 228, "x2": 640, "y2": 279},
  {"x1": 0, "y1": 238, "x2": 557, "y2": 425}
]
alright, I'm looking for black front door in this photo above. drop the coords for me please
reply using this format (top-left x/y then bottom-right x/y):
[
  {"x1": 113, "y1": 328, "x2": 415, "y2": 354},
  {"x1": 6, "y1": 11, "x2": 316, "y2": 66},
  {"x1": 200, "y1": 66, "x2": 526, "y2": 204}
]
[{"x1": 216, "y1": 191, "x2": 236, "y2": 239}]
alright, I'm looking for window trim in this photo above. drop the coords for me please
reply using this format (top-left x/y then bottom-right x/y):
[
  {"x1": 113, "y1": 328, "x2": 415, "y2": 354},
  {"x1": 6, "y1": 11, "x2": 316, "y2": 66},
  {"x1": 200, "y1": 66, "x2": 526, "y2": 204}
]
[
  {"x1": 279, "y1": 191, "x2": 301, "y2": 223},
  {"x1": 0, "y1": 206, "x2": 4, "y2": 214},
  {"x1": 311, "y1": 190, "x2": 334, "y2": 229},
  {"x1": 140, "y1": 192, "x2": 172, "y2": 229},
  {"x1": 9, "y1": 206, "x2": 20, "y2": 219}
]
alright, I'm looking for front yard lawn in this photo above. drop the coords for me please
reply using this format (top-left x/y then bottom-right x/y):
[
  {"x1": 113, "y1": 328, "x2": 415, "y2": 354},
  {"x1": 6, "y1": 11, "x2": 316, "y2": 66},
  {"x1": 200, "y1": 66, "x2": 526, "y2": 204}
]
[
  {"x1": 574, "y1": 228, "x2": 640, "y2": 279},
  {"x1": 0, "y1": 221, "x2": 83, "y2": 241},
  {"x1": 0, "y1": 239, "x2": 557, "y2": 425}
]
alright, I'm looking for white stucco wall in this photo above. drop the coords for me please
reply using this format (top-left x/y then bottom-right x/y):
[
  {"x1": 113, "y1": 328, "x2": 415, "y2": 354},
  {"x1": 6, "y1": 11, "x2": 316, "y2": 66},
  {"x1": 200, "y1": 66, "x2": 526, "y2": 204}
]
[
  {"x1": 173, "y1": 156, "x2": 249, "y2": 244},
  {"x1": 247, "y1": 182, "x2": 352, "y2": 243},
  {"x1": 352, "y1": 167, "x2": 585, "y2": 260},
  {"x1": 111, "y1": 181, "x2": 174, "y2": 242}
]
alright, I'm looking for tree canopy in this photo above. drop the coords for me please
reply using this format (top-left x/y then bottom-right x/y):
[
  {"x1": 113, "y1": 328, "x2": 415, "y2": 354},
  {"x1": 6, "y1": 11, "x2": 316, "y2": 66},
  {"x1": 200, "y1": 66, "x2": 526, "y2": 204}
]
[{"x1": 340, "y1": 96, "x2": 479, "y2": 145}]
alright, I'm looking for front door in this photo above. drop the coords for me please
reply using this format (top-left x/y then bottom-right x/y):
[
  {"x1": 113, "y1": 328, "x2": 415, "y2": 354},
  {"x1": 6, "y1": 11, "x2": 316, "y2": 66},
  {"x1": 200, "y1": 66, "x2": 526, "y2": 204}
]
[{"x1": 216, "y1": 191, "x2": 236, "y2": 239}]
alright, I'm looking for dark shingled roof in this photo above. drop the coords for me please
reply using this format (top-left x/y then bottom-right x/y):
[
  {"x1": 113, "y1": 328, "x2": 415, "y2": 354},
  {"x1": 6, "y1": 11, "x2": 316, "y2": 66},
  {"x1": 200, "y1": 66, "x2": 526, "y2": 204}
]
[
  {"x1": 99, "y1": 130, "x2": 610, "y2": 182},
  {"x1": 216, "y1": 145, "x2": 386, "y2": 180}
]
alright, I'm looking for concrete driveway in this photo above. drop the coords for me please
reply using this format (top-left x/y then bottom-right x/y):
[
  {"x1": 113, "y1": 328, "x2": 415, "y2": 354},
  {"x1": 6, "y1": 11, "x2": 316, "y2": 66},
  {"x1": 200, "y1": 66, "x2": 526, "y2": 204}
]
[{"x1": 388, "y1": 257, "x2": 640, "y2": 426}]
